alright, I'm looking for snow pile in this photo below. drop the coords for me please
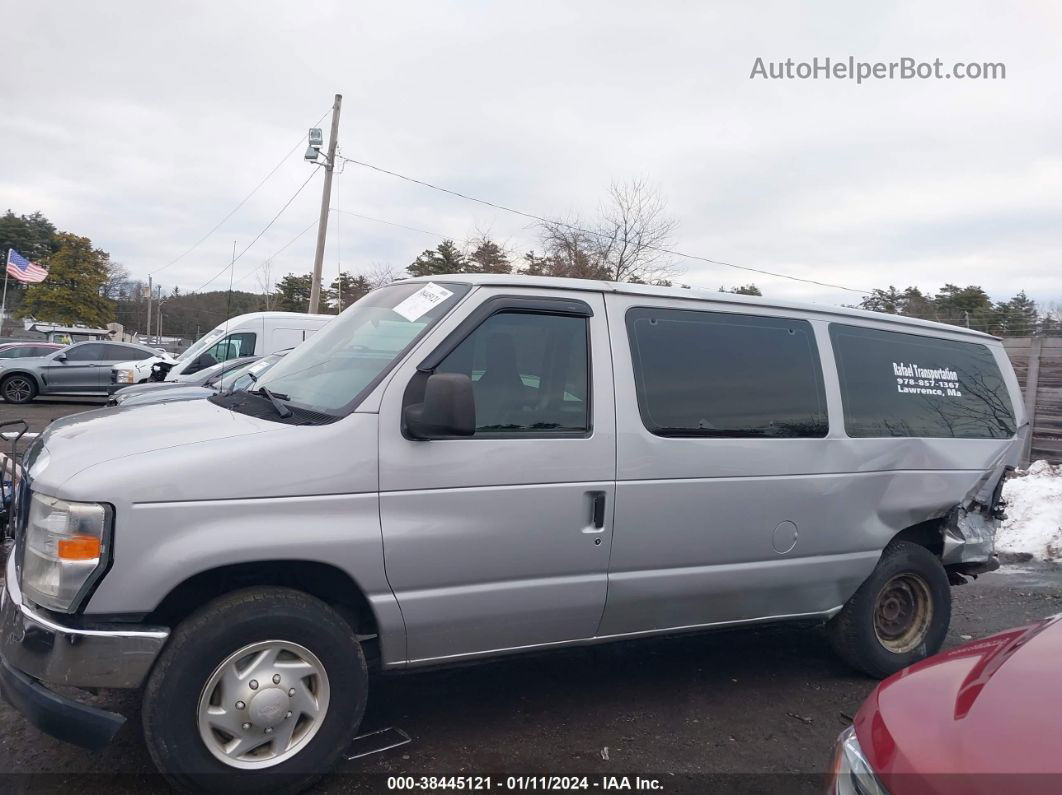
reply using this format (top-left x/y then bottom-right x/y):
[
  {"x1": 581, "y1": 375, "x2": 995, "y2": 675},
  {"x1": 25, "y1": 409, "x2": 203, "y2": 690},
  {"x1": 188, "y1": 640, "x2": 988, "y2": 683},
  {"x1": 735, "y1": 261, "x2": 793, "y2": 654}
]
[{"x1": 996, "y1": 460, "x2": 1062, "y2": 561}]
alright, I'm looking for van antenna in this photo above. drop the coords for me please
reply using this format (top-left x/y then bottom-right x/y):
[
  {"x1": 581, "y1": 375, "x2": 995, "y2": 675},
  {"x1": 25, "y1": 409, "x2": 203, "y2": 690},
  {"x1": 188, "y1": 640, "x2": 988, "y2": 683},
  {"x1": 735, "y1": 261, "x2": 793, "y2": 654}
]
[{"x1": 223, "y1": 239, "x2": 236, "y2": 358}]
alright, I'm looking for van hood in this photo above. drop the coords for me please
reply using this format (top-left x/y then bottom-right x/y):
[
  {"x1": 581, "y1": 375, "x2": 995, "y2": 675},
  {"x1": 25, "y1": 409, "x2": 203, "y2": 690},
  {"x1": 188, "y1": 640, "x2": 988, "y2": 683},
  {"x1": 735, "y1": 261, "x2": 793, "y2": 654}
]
[{"x1": 29, "y1": 399, "x2": 278, "y2": 493}]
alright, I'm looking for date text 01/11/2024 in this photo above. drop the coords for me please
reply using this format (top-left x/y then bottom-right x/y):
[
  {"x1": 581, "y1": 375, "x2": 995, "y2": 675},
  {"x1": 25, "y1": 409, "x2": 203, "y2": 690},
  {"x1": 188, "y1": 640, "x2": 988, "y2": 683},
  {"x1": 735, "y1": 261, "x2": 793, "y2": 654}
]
[{"x1": 386, "y1": 776, "x2": 665, "y2": 791}]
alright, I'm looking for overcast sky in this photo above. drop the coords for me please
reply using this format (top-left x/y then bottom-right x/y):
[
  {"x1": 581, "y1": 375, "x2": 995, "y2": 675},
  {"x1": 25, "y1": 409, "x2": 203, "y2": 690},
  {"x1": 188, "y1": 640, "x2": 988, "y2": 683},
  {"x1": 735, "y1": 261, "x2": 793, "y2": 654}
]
[{"x1": 2, "y1": 1, "x2": 1060, "y2": 307}]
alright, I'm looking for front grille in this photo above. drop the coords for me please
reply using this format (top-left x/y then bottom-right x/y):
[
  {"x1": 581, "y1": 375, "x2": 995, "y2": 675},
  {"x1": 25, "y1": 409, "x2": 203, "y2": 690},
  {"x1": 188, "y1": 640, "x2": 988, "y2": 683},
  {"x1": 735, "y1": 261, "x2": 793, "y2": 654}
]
[{"x1": 110, "y1": 369, "x2": 118, "y2": 384}]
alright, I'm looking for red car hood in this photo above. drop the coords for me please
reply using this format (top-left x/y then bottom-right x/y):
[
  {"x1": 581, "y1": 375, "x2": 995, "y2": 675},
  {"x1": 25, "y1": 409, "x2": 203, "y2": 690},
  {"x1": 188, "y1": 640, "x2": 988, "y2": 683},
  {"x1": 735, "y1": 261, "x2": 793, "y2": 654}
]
[{"x1": 855, "y1": 614, "x2": 1062, "y2": 792}]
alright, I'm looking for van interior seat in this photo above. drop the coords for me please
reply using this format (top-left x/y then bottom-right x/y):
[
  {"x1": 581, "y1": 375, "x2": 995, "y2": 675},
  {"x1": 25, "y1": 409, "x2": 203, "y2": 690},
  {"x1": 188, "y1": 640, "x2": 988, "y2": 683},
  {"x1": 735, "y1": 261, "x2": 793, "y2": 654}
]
[{"x1": 474, "y1": 333, "x2": 532, "y2": 427}]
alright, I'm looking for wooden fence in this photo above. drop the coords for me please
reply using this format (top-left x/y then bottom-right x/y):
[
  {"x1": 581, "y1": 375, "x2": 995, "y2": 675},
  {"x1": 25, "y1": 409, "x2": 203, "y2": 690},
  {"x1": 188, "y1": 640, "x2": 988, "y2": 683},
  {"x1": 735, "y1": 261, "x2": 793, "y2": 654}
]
[{"x1": 1003, "y1": 337, "x2": 1062, "y2": 464}]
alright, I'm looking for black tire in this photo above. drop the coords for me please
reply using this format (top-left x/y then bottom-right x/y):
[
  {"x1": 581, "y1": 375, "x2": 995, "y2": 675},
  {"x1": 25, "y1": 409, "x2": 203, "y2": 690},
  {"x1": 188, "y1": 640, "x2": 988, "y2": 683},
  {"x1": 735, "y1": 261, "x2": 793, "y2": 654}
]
[
  {"x1": 827, "y1": 541, "x2": 951, "y2": 679},
  {"x1": 142, "y1": 587, "x2": 367, "y2": 794},
  {"x1": 1, "y1": 374, "x2": 37, "y2": 404}
]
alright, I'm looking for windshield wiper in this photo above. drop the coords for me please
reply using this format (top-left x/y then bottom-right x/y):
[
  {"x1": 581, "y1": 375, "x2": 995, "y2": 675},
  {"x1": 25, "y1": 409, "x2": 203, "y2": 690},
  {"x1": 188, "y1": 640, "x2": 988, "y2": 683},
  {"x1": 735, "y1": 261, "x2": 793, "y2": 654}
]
[{"x1": 250, "y1": 385, "x2": 292, "y2": 419}]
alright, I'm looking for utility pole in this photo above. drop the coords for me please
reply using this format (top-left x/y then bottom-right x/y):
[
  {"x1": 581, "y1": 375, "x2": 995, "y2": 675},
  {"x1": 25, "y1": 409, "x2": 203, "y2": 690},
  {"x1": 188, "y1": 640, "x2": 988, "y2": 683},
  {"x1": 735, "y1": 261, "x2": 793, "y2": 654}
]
[
  {"x1": 309, "y1": 93, "x2": 342, "y2": 315},
  {"x1": 146, "y1": 275, "x2": 153, "y2": 342}
]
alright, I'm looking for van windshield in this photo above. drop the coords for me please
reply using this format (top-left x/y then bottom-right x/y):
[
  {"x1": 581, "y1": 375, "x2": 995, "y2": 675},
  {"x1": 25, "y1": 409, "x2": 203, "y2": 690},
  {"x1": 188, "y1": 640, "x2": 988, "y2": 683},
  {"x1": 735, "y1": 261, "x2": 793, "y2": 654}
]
[
  {"x1": 175, "y1": 327, "x2": 226, "y2": 364},
  {"x1": 251, "y1": 282, "x2": 467, "y2": 414}
]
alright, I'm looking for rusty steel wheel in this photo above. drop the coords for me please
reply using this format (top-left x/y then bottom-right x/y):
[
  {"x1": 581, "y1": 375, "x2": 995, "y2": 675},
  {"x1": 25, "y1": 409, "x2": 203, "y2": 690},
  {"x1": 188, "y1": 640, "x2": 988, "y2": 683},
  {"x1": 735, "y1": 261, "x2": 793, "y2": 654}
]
[
  {"x1": 873, "y1": 573, "x2": 933, "y2": 654},
  {"x1": 827, "y1": 541, "x2": 951, "y2": 678}
]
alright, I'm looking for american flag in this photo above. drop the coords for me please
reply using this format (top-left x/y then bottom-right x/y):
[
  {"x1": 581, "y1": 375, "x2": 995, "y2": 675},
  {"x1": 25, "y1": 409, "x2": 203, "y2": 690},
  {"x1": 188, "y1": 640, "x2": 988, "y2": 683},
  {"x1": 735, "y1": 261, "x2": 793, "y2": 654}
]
[{"x1": 6, "y1": 249, "x2": 48, "y2": 284}]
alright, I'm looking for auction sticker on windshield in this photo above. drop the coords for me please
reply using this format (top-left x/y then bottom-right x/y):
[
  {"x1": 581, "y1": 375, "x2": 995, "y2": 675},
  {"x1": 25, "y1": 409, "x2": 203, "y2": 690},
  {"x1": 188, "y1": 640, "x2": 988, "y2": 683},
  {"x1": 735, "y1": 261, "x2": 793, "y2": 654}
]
[{"x1": 393, "y1": 282, "x2": 455, "y2": 322}]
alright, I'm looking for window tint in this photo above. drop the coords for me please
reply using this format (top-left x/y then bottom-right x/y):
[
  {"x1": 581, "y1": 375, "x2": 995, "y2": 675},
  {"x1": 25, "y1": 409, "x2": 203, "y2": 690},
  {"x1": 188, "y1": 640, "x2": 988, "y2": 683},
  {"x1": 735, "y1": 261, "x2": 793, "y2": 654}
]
[
  {"x1": 0, "y1": 347, "x2": 31, "y2": 358},
  {"x1": 63, "y1": 343, "x2": 104, "y2": 361},
  {"x1": 435, "y1": 312, "x2": 589, "y2": 434},
  {"x1": 100, "y1": 344, "x2": 151, "y2": 361},
  {"x1": 830, "y1": 324, "x2": 1015, "y2": 439},
  {"x1": 626, "y1": 307, "x2": 828, "y2": 438}
]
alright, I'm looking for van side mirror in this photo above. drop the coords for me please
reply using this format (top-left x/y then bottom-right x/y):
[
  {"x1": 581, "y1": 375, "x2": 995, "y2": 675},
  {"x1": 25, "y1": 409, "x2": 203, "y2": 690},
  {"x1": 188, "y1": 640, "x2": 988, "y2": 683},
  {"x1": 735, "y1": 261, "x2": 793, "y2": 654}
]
[
  {"x1": 185, "y1": 352, "x2": 217, "y2": 375},
  {"x1": 404, "y1": 373, "x2": 476, "y2": 439}
]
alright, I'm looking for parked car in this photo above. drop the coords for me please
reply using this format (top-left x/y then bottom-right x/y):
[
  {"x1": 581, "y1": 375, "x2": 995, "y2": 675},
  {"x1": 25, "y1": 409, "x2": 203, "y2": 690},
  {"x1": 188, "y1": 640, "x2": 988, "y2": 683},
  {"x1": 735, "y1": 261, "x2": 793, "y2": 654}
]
[
  {"x1": 108, "y1": 355, "x2": 258, "y2": 406},
  {"x1": 109, "y1": 351, "x2": 289, "y2": 408},
  {"x1": 0, "y1": 275, "x2": 1023, "y2": 792},
  {"x1": 0, "y1": 339, "x2": 162, "y2": 403},
  {"x1": 0, "y1": 342, "x2": 64, "y2": 359},
  {"x1": 831, "y1": 615, "x2": 1062, "y2": 794},
  {"x1": 108, "y1": 349, "x2": 177, "y2": 385},
  {"x1": 110, "y1": 311, "x2": 333, "y2": 389}
]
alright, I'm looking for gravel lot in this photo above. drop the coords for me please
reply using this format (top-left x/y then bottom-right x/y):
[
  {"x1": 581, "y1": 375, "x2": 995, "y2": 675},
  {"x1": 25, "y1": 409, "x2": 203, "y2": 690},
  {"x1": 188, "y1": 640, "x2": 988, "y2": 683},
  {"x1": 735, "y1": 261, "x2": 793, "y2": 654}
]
[{"x1": 2, "y1": 400, "x2": 1061, "y2": 793}]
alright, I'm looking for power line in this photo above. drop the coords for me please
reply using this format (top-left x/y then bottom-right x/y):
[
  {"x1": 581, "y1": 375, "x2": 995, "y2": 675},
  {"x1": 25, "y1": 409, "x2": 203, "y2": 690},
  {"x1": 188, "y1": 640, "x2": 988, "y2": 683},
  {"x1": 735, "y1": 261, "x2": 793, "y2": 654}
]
[
  {"x1": 150, "y1": 107, "x2": 331, "y2": 278},
  {"x1": 331, "y1": 207, "x2": 449, "y2": 240},
  {"x1": 192, "y1": 168, "x2": 320, "y2": 293},
  {"x1": 336, "y1": 153, "x2": 872, "y2": 295},
  {"x1": 232, "y1": 218, "x2": 319, "y2": 288}
]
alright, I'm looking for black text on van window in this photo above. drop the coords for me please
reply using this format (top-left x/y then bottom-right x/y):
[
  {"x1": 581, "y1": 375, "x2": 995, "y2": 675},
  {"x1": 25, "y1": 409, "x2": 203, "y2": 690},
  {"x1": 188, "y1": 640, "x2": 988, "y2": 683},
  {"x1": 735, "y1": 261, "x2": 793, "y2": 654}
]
[
  {"x1": 436, "y1": 312, "x2": 589, "y2": 434},
  {"x1": 830, "y1": 324, "x2": 1015, "y2": 439},
  {"x1": 626, "y1": 308, "x2": 828, "y2": 438}
]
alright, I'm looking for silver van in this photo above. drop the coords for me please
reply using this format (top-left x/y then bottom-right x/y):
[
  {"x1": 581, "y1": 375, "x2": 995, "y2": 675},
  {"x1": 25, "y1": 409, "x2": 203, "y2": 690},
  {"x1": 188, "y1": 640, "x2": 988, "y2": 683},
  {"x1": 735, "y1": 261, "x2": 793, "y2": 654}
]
[{"x1": 0, "y1": 275, "x2": 1022, "y2": 791}]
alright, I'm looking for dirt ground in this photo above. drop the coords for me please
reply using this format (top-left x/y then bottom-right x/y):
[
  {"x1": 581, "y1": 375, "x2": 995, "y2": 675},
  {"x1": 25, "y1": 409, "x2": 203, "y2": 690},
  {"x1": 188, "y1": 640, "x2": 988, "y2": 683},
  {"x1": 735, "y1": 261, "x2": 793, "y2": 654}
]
[{"x1": 2, "y1": 400, "x2": 1061, "y2": 793}]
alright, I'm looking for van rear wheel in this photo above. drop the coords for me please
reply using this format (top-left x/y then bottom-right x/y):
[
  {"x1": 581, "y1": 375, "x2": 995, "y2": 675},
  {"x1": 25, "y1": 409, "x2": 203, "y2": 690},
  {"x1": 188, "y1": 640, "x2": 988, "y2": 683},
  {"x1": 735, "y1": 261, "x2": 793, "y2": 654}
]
[
  {"x1": 827, "y1": 541, "x2": 950, "y2": 679},
  {"x1": 142, "y1": 587, "x2": 367, "y2": 793}
]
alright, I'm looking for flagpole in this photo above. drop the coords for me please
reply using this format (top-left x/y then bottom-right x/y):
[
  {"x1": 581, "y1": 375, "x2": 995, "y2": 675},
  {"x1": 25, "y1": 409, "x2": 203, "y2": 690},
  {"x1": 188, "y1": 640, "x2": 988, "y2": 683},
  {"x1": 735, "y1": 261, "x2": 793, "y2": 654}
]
[{"x1": 1, "y1": 249, "x2": 10, "y2": 338}]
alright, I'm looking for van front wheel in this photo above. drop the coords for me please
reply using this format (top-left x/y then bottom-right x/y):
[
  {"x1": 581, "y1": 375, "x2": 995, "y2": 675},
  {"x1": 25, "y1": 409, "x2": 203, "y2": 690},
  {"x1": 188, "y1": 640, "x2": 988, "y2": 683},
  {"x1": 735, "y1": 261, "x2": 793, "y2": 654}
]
[
  {"x1": 142, "y1": 587, "x2": 367, "y2": 793},
  {"x1": 827, "y1": 541, "x2": 951, "y2": 679}
]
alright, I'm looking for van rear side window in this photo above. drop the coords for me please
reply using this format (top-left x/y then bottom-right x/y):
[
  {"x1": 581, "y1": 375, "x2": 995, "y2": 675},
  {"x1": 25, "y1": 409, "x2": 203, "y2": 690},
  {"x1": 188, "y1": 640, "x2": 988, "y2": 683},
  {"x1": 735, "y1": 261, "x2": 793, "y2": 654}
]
[
  {"x1": 626, "y1": 307, "x2": 828, "y2": 438},
  {"x1": 830, "y1": 324, "x2": 1015, "y2": 439}
]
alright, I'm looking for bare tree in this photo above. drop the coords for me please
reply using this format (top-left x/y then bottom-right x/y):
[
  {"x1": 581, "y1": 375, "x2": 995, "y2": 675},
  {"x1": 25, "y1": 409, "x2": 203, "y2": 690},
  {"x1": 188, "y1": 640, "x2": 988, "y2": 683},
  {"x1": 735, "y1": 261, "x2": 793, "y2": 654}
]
[
  {"x1": 365, "y1": 263, "x2": 398, "y2": 289},
  {"x1": 596, "y1": 179, "x2": 677, "y2": 282},
  {"x1": 536, "y1": 221, "x2": 610, "y2": 279},
  {"x1": 257, "y1": 260, "x2": 274, "y2": 310},
  {"x1": 536, "y1": 179, "x2": 678, "y2": 283}
]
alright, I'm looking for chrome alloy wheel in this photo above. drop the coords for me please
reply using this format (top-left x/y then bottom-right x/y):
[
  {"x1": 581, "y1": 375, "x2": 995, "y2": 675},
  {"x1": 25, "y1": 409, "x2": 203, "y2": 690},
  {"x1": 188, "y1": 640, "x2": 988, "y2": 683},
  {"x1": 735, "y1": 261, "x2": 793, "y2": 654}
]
[
  {"x1": 2, "y1": 376, "x2": 33, "y2": 403},
  {"x1": 197, "y1": 640, "x2": 331, "y2": 769}
]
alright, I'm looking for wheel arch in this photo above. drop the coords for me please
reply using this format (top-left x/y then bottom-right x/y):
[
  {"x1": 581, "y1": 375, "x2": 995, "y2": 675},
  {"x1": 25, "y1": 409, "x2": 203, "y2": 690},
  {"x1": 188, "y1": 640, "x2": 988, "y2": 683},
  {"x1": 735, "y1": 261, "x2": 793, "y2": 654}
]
[
  {"x1": 0, "y1": 369, "x2": 41, "y2": 393},
  {"x1": 145, "y1": 560, "x2": 381, "y2": 657},
  {"x1": 887, "y1": 517, "x2": 946, "y2": 558}
]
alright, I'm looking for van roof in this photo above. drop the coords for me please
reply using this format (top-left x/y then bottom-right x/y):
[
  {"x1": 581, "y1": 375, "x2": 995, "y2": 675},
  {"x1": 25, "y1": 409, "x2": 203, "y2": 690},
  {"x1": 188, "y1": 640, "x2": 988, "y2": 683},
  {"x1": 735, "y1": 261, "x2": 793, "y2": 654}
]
[
  {"x1": 221, "y1": 311, "x2": 334, "y2": 326},
  {"x1": 399, "y1": 273, "x2": 998, "y2": 341}
]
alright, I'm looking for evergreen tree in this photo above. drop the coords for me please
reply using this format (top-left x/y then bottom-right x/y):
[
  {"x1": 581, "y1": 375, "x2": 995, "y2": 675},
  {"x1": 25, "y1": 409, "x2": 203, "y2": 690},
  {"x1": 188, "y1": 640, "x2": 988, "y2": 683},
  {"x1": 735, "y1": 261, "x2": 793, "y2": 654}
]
[
  {"x1": 932, "y1": 284, "x2": 993, "y2": 327},
  {"x1": 17, "y1": 232, "x2": 114, "y2": 326},
  {"x1": 720, "y1": 284, "x2": 762, "y2": 296},
  {"x1": 0, "y1": 210, "x2": 58, "y2": 262},
  {"x1": 467, "y1": 238, "x2": 512, "y2": 274},
  {"x1": 900, "y1": 287, "x2": 935, "y2": 319},
  {"x1": 329, "y1": 271, "x2": 372, "y2": 311},
  {"x1": 0, "y1": 210, "x2": 59, "y2": 331},
  {"x1": 859, "y1": 286, "x2": 905, "y2": 314},
  {"x1": 407, "y1": 240, "x2": 468, "y2": 277},
  {"x1": 993, "y1": 290, "x2": 1038, "y2": 336},
  {"x1": 272, "y1": 273, "x2": 314, "y2": 312}
]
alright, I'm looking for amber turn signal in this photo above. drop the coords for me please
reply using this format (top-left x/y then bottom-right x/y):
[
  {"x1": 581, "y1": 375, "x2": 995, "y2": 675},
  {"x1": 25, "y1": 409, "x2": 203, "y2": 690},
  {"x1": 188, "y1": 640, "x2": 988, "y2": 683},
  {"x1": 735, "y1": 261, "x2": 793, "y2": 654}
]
[{"x1": 57, "y1": 534, "x2": 102, "y2": 561}]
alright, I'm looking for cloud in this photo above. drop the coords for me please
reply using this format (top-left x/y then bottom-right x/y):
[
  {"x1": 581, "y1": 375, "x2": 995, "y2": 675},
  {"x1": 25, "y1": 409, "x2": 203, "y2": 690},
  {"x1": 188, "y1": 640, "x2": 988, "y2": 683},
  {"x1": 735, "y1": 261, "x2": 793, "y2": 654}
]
[{"x1": 1, "y1": 0, "x2": 1059, "y2": 307}]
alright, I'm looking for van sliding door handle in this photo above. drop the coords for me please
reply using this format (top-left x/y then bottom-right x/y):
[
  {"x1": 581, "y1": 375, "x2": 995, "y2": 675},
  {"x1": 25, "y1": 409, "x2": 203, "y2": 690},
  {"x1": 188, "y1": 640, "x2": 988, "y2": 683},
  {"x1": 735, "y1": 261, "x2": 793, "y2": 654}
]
[{"x1": 591, "y1": 492, "x2": 606, "y2": 529}]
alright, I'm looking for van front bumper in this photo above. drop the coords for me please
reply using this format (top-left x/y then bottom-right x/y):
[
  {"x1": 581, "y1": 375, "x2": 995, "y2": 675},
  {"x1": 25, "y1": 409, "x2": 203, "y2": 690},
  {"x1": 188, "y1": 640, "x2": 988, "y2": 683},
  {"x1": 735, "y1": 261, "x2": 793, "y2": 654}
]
[{"x1": 0, "y1": 560, "x2": 169, "y2": 747}]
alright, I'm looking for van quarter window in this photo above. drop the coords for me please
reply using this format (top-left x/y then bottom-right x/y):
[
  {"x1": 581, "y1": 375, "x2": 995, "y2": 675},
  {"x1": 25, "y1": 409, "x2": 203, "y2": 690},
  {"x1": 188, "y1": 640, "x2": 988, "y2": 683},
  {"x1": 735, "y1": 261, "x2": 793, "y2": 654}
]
[
  {"x1": 830, "y1": 324, "x2": 1016, "y2": 439},
  {"x1": 435, "y1": 311, "x2": 590, "y2": 434},
  {"x1": 626, "y1": 307, "x2": 828, "y2": 438}
]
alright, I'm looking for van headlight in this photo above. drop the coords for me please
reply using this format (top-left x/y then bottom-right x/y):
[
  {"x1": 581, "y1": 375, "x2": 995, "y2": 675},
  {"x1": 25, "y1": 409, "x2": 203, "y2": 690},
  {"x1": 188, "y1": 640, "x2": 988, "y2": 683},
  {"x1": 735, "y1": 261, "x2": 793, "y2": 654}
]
[
  {"x1": 20, "y1": 493, "x2": 112, "y2": 613},
  {"x1": 831, "y1": 726, "x2": 888, "y2": 795},
  {"x1": 115, "y1": 369, "x2": 135, "y2": 384}
]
